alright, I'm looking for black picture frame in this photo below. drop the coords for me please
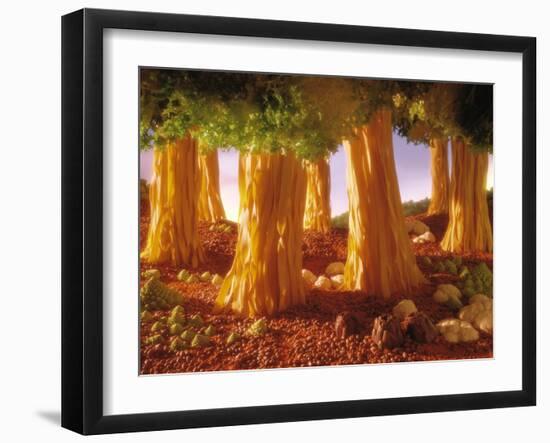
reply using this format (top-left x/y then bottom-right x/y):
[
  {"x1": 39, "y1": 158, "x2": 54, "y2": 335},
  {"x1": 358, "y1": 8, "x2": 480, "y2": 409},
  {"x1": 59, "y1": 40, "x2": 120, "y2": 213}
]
[{"x1": 61, "y1": 8, "x2": 537, "y2": 435}]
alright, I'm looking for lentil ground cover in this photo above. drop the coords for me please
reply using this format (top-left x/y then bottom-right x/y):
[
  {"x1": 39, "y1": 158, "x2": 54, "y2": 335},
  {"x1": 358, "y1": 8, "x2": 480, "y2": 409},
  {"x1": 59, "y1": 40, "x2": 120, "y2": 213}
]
[{"x1": 139, "y1": 202, "x2": 493, "y2": 375}]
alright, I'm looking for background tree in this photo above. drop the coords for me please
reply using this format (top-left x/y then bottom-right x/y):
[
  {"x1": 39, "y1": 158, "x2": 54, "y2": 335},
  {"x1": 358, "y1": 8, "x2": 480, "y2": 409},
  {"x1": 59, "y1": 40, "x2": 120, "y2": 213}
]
[
  {"x1": 441, "y1": 84, "x2": 493, "y2": 252},
  {"x1": 303, "y1": 157, "x2": 331, "y2": 232},
  {"x1": 198, "y1": 150, "x2": 226, "y2": 223}
]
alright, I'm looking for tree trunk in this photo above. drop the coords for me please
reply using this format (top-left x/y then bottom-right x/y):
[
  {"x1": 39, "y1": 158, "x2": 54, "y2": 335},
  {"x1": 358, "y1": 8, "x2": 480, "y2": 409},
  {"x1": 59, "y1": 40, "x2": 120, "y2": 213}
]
[
  {"x1": 441, "y1": 137, "x2": 493, "y2": 253},
  {"x1": 427, "y1": 137, "x2": 450, "y2": 215},
  {"x1": 343, "y1": 108, "x2": 426, "y2": 298},
  {"x1": 214, "y1": 152, "x2": 307, "y2": 317},
  {"x1": 140, "y1": 136, "x2": 204, "y2": 267},
  {"x1": 303, "y1": 157, "x2": 331, "y2": 232},
  {"x1": 198, "y1": 150, "x2": 226, "y2": 223}
]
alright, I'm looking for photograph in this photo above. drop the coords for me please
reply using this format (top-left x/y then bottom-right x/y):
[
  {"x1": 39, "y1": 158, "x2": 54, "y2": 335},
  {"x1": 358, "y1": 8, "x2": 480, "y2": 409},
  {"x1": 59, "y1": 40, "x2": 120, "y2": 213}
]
[{"x1": 138, "y1": 69, "x2": 494, "y2": 374}]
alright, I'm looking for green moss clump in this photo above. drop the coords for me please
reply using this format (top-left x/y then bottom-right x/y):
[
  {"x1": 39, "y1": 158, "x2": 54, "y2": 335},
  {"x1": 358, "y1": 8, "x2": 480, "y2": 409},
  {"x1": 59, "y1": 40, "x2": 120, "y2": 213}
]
[
  {"x1": 434, "y1": 261, "x2": 445, "y2": 273},
  {"x1": 140, "y1": 277, "x2": 182, "y2": 311},
  {"x1": 247, "y1": 319, "x2": 268, "y2": 336},
  {"x1": 458, "y1": 266, "x2": 470, "y2": 279},
  {"x1": 180, "y1": 329, "x2": 196, "y2": 343},
  {"x1": 204, "y1": 325, "x2": 216, "y2": 336},
  {"x1": 145, "y1": 334, "x2": 162, "y2": 345},
  {"x1": 142, "y1": 269, "x2": 161, "y2": 280},
  {"x1": 177, "y1": 269, "x2": 190, "y2": 281},
  {"x1": 151, "y1": 321, "x2": 164, "y2": 333},
  {"x1": 170, "y1": 323, "x2": 184, "y2": 336},
  {"x1": 226, "y1": 332, "x2": 240, "y2": 345},
  {"x1": 141, "y1": 311, "x2": 153, "y2": 322},
  {"x1": 191, "y1": 334, "x2": 210, "y2": 348},
  {"x1": 444, "y1": 260, "x2": 457, "y2": 275},
  {"x1": 169, "y1": 337, "x2": 188, "y2": 352},
  {"x1": 420, "y1": 256, "x2": 433, "y2": 268},
  {"x1": 188, "y1": 314, "x2": 204, "y2": 328}
]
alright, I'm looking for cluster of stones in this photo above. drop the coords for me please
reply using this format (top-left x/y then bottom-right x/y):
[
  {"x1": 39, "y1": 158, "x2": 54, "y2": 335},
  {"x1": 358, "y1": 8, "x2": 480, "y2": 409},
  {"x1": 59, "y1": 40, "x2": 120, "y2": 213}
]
[
  {"x1": 302, "y1": 261, "x2": 345, "y2": 291},
  {"x1": 208, "y1": 222, "x2": 233, "y2": 234},
  {"x1": 405, "y1": 219, "x2": 436, "y2": 244},
  {"x1": 176, "y1": 268, "x2": 224, "y2": 286}
]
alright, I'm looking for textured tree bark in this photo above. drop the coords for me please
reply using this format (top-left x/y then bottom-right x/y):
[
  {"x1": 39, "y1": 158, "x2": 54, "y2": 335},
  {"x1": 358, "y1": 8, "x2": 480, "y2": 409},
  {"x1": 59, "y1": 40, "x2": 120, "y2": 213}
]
[
  {"x1": 214, "y1": 152, "x2": 307, "y2": 317},
  {"x1": 343, "y1": 108, "x2": 426, "y2": 298},
  {"x1": 427, "y1": 137, "x2": 450, "y2": 215},
  {"x1": 441, "y1": 137, "x2": 493, "y2": 253},
  {"x1": 303, "y1": 157, "x2": 331, "y2": 232},
  {"x1": 140, "y1": 136, "x2": 204, "y2": 267},
  {"x1": 198, "y1": 150, "x2": 226, "y2": 223}
]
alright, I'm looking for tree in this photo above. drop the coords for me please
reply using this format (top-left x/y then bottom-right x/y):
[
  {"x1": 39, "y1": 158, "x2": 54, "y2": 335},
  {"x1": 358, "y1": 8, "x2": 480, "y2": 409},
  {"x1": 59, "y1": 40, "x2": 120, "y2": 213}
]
[
  {"x1": 395, "y1": 82, "x2": 493, "y2": 251},
  {"x1": 343, "y1": 105, "x2": 426, "y2": 297},
  {"x1": 427, "y1": 137, "x2": 450, "y2": 215},
  {"x1": 140, "y1": 70, "x2": 204, "y2": 267},
  {"x1": 439, "y1": 84, "x2": 493, "y2": 253},
  {"x1": 212, "y1": 75, "x2": 352, "y2": 316},
  {"x1": 141, "y1": 136, "x2": 204, "y2": 267},
  {"x1": 441, "y1": 136, "x2": 492, "y2": 253},
  {"x1": 303, "y1": 157, "x2": 331, "y2": 232},
  {"x1": 197, "y1": 150, "x2": 226, "y2": 223},
  {"x1": 216, "y1": 152, "x2": 306, "y2": 317}
]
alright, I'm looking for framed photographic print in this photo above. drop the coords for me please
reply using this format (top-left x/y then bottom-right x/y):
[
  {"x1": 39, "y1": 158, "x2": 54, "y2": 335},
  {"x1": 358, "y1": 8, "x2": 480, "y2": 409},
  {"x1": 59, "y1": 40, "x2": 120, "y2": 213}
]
[{"x1": 61, "y1": 8, "x2": 536, "y2": 435}]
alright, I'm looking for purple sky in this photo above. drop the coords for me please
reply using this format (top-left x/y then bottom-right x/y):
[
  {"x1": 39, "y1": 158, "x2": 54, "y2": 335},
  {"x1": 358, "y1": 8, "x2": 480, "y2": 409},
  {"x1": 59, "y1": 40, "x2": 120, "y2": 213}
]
[{"x1": 140, "y1": 133, "x2": 494, "y2": 222}]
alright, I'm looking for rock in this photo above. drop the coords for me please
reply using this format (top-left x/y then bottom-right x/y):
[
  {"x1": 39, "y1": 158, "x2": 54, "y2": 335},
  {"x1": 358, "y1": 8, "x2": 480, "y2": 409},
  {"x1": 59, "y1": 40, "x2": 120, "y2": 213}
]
[
  {"x1": 406, "y1": 219, "x2": 429, "y2": 235},
  {"x1": 436, "y1": 318, "x2": 479, "y2": 343},
  {"x1": 392, "y1": 299, "x2": 418, "y2": 320},
  {"x1": 469, "y1": 293, "x2": 493, "y2": 309},
  {"x1": 433, "y1": 284, "x2": 462, "y2": 309},
  {"x1": 334, "y1": 312, "x2": 362, "y2": 338},
  {"x1": 247, "y1": 318, "x2": 268, "y2": 336},
  {"x1": 199, "y1": 271, "x2": 212, "y2": 282},
  {"x1": 371, "y1": 315, "x2": 404, "y2": 349},
  {"x1": 325, "y1": 262, "x2": 345, "y2": 276},
  {"x1": 418, "y1": 231, "x2": 436, "y2": 243},
  {"x1": 302, "y1": 269, "x2": 317, "y2": 288},
  {"x1": 459, "y1": 297, "x2": 493, "y2": 334},
  {"x1": 314, "y1": 275, "x2": 332, "y2": 290},
  {"x1": 211, "y1": 274, "x2": 224, "y2": 286},
  {"x1": 330, "y1": 274, "x2": 344, "y2": 289},
  {"x1": 402, "y1": 312, "x2": 438, "y2": 343},
  {"x1": 142, "y1": 269, "x2": 161, "y2": 280}
]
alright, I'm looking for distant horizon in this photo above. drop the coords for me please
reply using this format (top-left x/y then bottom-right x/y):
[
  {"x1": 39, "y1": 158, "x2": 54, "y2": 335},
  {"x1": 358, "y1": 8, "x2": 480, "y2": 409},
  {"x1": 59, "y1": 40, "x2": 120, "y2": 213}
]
[{"x1": 140, "y1": 132, "x2": 494, "y2": 222}]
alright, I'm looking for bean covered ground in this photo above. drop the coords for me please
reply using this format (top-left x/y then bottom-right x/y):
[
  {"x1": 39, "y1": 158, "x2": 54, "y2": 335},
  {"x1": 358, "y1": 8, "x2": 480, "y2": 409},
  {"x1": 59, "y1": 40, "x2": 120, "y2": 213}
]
[{"x1": 139, "y1": 202, "x2": 493, "y2": 374}]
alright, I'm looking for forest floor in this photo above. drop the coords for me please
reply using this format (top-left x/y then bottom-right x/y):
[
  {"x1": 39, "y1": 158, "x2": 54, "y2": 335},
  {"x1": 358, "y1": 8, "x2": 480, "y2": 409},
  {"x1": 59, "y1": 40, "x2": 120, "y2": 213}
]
[{"x1": 139, "y1": 202, "x2": 493, "y2": 374}]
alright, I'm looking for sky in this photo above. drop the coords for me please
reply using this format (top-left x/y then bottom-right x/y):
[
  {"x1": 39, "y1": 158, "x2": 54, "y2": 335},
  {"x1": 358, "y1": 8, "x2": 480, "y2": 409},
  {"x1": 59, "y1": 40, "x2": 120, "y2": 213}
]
[{"x1": 140, "y1": 133, "x2": 494, "y2": 222}]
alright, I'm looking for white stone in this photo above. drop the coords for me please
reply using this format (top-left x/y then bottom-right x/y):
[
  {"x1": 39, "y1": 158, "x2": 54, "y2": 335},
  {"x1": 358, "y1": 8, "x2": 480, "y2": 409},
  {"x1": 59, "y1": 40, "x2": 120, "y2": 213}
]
[
  {"x1": 302, "y1": 269, "x2": 317, "y2": 288},
  {"x1": 314, "y1": 275, "x2": 332, "y2": 290},
  {"x1": 392, "y1": 299, "x2": 418, "y2": 320},
  {"x1": 436, "y1": 318, "x2": 479, "y2": 343},
  {"x1": 330, "y1": 274, "x2": 344, "y2": 289},
  {"x1": 325, "y1": 262, "x2": 345, "y2": 276}
]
